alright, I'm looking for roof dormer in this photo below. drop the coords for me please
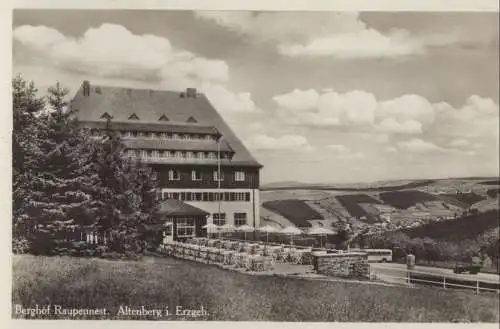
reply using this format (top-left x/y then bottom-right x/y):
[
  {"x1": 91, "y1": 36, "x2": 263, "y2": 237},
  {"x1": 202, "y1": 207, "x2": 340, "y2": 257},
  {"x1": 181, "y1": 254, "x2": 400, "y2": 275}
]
[
  {"x1": 186, "y1": 116, "x2": 197, "y2": 123},
  {"x1": 128, "y1": 113, "x2": 140, "y2": 120},
  {"x1": 100, "y1": 112, "x2": 112, "y2": 120},
  {"x1": 159, "y1": 114, "x2": 169, "y2": 122}
]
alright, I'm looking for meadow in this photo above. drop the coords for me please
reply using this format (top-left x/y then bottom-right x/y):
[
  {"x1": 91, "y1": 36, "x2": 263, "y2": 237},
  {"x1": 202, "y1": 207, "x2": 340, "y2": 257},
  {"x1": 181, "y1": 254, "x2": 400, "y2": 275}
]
[{"x1": 12, "y1": 254, "x2": 500, "y2": 322}]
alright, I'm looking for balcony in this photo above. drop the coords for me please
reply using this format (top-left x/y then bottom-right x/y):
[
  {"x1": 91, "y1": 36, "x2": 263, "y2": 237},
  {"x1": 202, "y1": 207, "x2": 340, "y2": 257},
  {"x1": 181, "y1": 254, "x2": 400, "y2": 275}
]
[{"x1": 126, "y1": 155, "x2": 233, "y2": 165}]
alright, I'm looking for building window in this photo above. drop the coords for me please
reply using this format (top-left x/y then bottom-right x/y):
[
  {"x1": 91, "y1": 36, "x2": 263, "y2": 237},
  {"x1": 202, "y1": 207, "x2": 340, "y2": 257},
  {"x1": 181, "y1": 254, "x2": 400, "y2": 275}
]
[
  {"x1": 174, "y1": 151, "x2": 182, "y2": 158},
  {"x1": 186, "y1": 151, "x2": 194, "y2": 159},
  {"x1": 184, "y1": 134, "x2": 191, "y2": 141},
  {"x1": 176, "y1": 217, "x2": 195, "y2": 237},
  {"x1": 234, "y1": 213, "x2": 247, "y2": 226},
  {"x1": 191, "y1": 170, "x2": 202, "y2": 181},
  {"x1": 168, "y1": 170, "x2": 180, "y2": 181},
  {"x1": 234, "y1": 171, "x2": 245, "y2": 182},
  {"x1": 173, "y1": 134, "x2": 180, "y2": 140},
  {"x1": 131, "y1": 131, "x2": 138, "y2": 138},
  {"x1": 146, "y1": 150, "x2": 153, "y2": 158},
  {"x1": 234, "y1": 192, "x2": 251, "y2": 202},
  {"x1": 127, "y1": 149, "x2": 136, "y2": 157},
  {"x1": 213, "y1": 213, "x2": 226, "y2": 226},
  {"x1": 213, "y1": 171, "x2": 224, "y2": 182},
  {"x1": 196, "y1": 152, "x2": 205, "y2": 160},
  {"x1": 208, "y1": 152, "x2": 217, "y2": 160},
  {"x1": 152, "y1": 150, "x2": 159, "y2": 158}
]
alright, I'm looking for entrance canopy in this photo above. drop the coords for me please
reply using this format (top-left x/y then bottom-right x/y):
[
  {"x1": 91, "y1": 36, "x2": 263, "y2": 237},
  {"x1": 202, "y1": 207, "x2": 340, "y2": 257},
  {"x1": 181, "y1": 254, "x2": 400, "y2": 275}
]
[{"x1": 159, "y1": 199, "x2": 209, "y2": 217}]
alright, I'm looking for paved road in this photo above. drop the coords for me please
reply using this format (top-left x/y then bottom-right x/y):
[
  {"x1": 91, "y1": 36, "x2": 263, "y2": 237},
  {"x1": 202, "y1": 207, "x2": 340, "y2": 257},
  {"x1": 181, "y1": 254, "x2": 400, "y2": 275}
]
[{"x1": 371, "y1": 262, "x2": 500, "y2": 286}]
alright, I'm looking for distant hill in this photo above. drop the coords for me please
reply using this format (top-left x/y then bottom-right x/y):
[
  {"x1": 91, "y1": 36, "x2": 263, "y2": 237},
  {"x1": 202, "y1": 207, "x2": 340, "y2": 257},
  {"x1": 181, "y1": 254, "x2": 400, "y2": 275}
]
[
  {"x1": 261, "y1": 180, "x2": 436, "y2": 192},
  {"x1": 260, "y1": 177, "x2": 499, "y2": 235}
]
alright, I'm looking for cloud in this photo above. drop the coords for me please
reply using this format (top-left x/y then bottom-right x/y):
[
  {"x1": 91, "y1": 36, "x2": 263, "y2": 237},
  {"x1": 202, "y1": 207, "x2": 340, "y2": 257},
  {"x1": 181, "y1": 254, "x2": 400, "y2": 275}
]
[
  {"x1": 397, "y1": 138, "x2": 443, "y2": 153},
  {"x1": 385, "y1": 146, "x2": 398, "y2": 153},
  {"x1": 326, "y1": 144, "x2": 365, "y2": 160},
  {"x1": 273, "y1": 87, "x2": 499, "y2": 155},
  {"x1": 197, "y1": 11, "x2": 467, "y2": 59},
  {"x1": 15, "y1": 24, "x2": 229, "y2": 84},
  {"x1": 327, "y1": 144, "x2": 350, "y2": 153},
  {"x1": 435, "y1": 95, "x2": 499, "y2": 139},
  {"x1": 273, "y1": 89, "x2": 319, "y2": 111},
  {"x1": 202, "y1": 84, "x2": 260, "y2": 113},
  {"x1": 448, "y1": 138, "x2": 472, "y2": 149},
  {"x1": 376, "y1": 117, "x2": 423, "y2": 134},
  {"x1": 276, "y1": 89, "x2": 377, "y2": 126},
  {"x1": 13, "y1": 23, "x2": 263, "y2": 115},
  {"x1": 338, "y1": 152, "x2": 365, "y2": 160},
  {"x1": 247, "y1": 134, "x2": 314, "y2": 151}
]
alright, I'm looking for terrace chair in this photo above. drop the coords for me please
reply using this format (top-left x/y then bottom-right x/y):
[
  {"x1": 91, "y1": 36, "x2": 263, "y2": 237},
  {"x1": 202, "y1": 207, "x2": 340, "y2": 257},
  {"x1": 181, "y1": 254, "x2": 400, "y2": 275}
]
[{"x1": 222, "y1": 250, "x2": 235, "y2": 266}]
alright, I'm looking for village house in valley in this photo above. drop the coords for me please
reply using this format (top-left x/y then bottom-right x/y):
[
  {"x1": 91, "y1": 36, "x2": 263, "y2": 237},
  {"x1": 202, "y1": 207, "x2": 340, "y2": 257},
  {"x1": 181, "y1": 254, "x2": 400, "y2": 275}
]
[{"x1": 71, "y1": 81, "x2": 262, "y2": 241}]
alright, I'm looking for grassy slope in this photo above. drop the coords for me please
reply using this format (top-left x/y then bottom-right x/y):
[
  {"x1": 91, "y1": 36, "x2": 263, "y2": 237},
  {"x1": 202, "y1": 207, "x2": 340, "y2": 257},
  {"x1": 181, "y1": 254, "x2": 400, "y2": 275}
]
[{"x1": 12, "y1": 255, "x2": 500, "y2": 322}]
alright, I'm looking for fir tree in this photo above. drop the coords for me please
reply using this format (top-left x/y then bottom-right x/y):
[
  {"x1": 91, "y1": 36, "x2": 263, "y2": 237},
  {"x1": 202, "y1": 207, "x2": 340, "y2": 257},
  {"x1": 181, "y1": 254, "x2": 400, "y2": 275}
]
[
  {"x1": 26, "y1": 82, "x2": 103, "y2": 254},
  {"x1": 12, "y1": 75, "x2": 46, "y2": 239},
  {"x1": 90, "y1": 119, "x2": 161, "y2": 253}
]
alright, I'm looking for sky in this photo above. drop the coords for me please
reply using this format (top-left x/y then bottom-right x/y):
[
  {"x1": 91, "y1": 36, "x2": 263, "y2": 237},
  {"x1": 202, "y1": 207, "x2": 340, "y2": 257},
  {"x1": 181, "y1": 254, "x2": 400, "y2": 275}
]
[{"x1": 12, "y1": 10, "x2": 500, "y2": 184}]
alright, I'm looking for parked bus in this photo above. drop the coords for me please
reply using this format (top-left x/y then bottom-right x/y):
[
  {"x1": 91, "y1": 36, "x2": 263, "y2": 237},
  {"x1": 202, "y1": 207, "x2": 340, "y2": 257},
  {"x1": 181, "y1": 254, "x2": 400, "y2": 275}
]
[{"x1": 350, "y1": 248, "x2": 393, "y2": 262}]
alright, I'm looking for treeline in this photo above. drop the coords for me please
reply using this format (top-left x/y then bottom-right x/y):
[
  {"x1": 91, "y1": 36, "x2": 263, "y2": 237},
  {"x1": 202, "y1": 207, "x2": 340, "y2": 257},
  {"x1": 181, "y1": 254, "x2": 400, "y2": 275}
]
[
  {"x1": 401, "y1": 209, "x2": 499, "y2": 241},
  {"x1": 356, "y1": 225, "x2": 500, "y2": 272},
  {"x1": 12, "y1": 76, "x2": 161, "y2": 258}
]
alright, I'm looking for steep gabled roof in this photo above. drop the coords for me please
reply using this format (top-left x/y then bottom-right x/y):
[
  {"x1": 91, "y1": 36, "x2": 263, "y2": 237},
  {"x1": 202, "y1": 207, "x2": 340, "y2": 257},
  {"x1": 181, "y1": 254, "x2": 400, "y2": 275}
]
[{"x1": 71, "y1": 82, "x2": 261, "y2": 167}]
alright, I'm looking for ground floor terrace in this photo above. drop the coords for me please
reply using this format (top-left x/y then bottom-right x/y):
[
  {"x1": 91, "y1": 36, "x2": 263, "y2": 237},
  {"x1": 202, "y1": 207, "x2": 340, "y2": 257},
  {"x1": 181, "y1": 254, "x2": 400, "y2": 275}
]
[{"x1": 159, "y1": 237, "x2": 500, "y2": 294}]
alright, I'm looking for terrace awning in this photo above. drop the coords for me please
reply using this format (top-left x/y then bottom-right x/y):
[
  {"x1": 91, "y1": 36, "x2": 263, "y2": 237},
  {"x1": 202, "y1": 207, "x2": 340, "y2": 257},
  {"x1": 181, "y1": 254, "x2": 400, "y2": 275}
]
[{"x1": 159, "y1": 199, "x2": 209, "y2": 217}]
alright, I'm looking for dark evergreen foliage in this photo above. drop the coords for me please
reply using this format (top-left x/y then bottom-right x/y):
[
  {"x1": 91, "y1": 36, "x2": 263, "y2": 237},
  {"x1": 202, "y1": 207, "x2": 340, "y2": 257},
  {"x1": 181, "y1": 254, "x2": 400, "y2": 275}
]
[{"x1": 12, "y1": 76, "x2": 161, "y2": 257}]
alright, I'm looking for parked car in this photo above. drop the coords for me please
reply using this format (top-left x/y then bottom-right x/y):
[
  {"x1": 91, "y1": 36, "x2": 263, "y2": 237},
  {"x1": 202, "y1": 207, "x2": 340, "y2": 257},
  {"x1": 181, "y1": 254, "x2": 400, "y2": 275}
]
[{"x1": 453, "y1": 261, "x2": 481, "y2": 274}]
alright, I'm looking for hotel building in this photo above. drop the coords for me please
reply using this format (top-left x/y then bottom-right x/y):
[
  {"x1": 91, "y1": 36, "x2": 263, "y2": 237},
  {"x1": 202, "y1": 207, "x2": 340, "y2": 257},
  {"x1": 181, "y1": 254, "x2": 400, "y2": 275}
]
[{"x1": 71, "y1": 81, "x2": 262, "y2": 241}]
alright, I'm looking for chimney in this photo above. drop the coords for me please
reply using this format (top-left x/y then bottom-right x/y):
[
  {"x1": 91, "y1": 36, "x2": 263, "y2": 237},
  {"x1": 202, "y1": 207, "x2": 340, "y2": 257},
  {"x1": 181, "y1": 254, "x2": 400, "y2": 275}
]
[
  {"x1": 186, "y1": 88, "x2": 197, "y2": 98},
  {"x1": 82, "y1": 80, "x2": 90, "y2": 96}
]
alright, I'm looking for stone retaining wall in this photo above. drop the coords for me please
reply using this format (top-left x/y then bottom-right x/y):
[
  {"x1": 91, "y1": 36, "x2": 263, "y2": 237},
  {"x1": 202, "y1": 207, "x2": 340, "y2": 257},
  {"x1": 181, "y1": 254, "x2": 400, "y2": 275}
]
[{"x1": 313, "y1": 252, "x2": 370, "y2": 279}]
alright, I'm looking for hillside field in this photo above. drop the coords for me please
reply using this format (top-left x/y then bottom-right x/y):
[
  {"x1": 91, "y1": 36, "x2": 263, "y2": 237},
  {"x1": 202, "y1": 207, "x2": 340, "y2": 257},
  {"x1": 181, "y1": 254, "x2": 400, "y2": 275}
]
[
  {"x1": 12, "y1": 255, "x2": 500, "y2": 322},
  {"x1": 262, "y1": 199, "x2": 323, "y2": 227},
  {"x1": 260, "y1": 177, "x2": 499, "y2": 232}
]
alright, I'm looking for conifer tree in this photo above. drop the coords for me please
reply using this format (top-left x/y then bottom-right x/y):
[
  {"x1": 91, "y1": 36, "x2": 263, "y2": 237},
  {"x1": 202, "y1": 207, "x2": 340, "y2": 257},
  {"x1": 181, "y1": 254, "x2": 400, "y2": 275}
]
[
  {"x1": 90, "y1": 120, "x2": 160, "y2": 253},
  {"x1": 12, "y1": 75, "x2": 46, "y2": 239},
  {"x1": 27, "y1": 82, "x2": 103, "y2": 254}
]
